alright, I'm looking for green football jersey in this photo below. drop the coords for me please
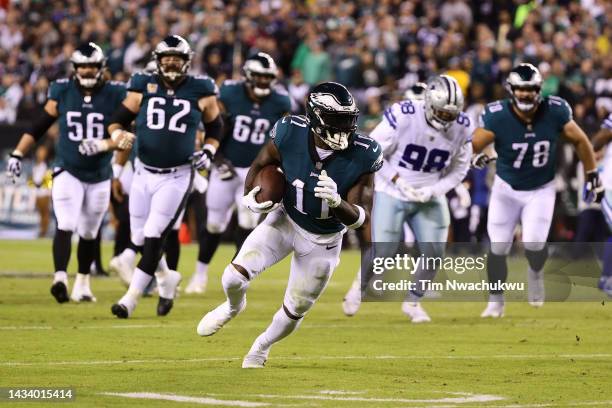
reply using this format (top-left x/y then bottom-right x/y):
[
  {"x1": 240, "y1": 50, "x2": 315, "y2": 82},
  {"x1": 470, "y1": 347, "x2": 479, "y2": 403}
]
[
  {"x1": 480, "y1": 96, "x2": 572, "y2": 190},
  {"x1": 127, "y1": 72, "x2": 218, "y2": 168},
  {"x1": 272, "y1": 115, "x2": 383, "y2": 234},
  {"x1": 219, "y1": 80, "x2": 291, "y2": 168},
  {"x1": 48, "y1": 78, "x2": 126, "y2": 182}
]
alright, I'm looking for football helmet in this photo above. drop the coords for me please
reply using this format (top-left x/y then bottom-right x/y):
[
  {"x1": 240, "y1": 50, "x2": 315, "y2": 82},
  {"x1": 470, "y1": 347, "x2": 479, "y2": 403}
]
[
  {"x1": 153, "y1": 35, "x2": 193, "y2": 83},
  {"x1": 404, "y1": 82, "x2": 427, "y2": 101},
  {"x1": 243, "y1": 52, "x2": 279, "y2": 98},
  {"x1": 506, "y1": 63, "x2": 543, "y2": 112},
  {"x1": 307, "y1": 82, "x2": 359, "y2": 151},
  {"x1": 424, "y1": 75, "x2": 464, "y2": 131},
  {"x1": 71, "y1": 42, "x2": 106, "y2": 88}
]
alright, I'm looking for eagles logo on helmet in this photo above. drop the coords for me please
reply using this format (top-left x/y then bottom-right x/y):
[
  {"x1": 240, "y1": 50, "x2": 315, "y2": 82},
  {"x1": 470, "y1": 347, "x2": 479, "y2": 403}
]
[
  {"x1": 153, "y1": 35, "x2": 194, "y2": 84},
  {"x1": 505, "y1": 63, "x2": 543, "y2": 112},
  {"x1": 306, "y1": 82, "x2": 359, "y2": 151},
  {"x1": 243, "y1": 52, "x2": 279, "y2": 98},
  {"x1": 424, "y1": 75, "x2": 464, "y2": 131},
  {"x1": 71, "y1": 42, "x2": 106, "y2": 89}
]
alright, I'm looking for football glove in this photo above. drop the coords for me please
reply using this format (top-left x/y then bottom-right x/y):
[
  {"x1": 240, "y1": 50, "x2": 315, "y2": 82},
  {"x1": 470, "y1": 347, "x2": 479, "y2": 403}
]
[
  {"x1": 471, "y1": 153, "x2": 496, "y2": 169},
  {"x1": 394, "y1": 177, "x2": 421, "y2": 202},
  {"x1": 314, "y1": 170, "x2": 341, "y2": 208},
  {"x1": 6, "y1": 151, "x2": 23, "y2": 181},
  {"x1": 79, "y1": 139, "x2": 111, "y2": 156},
  {"x1": 412, "y1": 186, "x2": 435, "y2": 203},
  {"x1": 242, "y1": 186, "x2": 280, "y2": 214},
  {"x1": 584, "y1": 170, "x2": 604, "y2": 204},
  {"x1": 191, "y1": 145, "x2": 215, "y2": 171},
  {"x1": 215, "y1": 158, "x2": 237, "y2": 181},
  {"x1": 454, "y1": 183, "x2": 472, "y2": 208},
  {"x1": 110, "y1": 129, "x2": 135, "y2": 150}
]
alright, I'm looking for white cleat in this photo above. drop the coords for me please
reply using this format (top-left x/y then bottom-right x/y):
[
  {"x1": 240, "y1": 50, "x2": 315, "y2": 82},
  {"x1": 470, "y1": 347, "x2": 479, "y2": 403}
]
[
  {"x1": 110, "y1": 256, "x2": 134, "y2": 286},
  {"x1": 481, "y1": 301, "x2": 505, "y2": 318},
  {"x1": 197, "y1": 300, "x2": 245, "y2": 337},
  {"x1": 242, "y1": 350, "x2": 268, "y2": 368},
  {"x1": 342, "y1": 282, "x2": 361, "y2": 316},
  {"x1": 185, "y1": 273, "x2": 208, "y2": 295},
  {"x1": 70, "y1": 273, "x2": 97, "y2": 302},
  {"x1": 528, "y1": 268, "x2": 545, "y2": 307},
  {"x1": 401, "y1": 301, "x2": 431, "y2": 323},
  {"x1": 156, "y1": 270, "x2": 182, "y2": 300}
]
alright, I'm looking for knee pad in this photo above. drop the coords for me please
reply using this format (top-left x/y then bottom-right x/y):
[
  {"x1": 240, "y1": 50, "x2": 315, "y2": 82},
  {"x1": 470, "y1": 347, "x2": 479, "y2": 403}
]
[
  {"x1": 490, "y1": 241, "x2": 512, "y2": 256},
  {"x1": 525, "y1": 246, "x2": 548, "y2": 272},
  {"x1": 206, "y1": 222, "x2": 226, "y2": 234}
]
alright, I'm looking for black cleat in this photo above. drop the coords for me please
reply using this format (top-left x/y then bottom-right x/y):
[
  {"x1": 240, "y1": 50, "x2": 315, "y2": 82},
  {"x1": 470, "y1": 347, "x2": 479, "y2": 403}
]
[
  {"x1": 111, "y1": 303, "x2": 129, "y2": 319},
  {"x1": 157, "y1": 297, "x2": 174, "y2": 316},
  {"x1": 50, "y1": 281, "x2": 69, "y2": 303}
]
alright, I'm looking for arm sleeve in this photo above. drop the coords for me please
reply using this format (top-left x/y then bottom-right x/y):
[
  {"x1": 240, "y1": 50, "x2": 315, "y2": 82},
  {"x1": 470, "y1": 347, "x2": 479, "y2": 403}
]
[{"x1": 430, "y1": 142, "x2": 473, "y2": 196}]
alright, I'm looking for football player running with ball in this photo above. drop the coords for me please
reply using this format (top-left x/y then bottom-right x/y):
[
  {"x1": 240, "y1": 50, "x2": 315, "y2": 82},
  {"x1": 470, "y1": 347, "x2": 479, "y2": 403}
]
[
  {"x1": 6, "y1": 43, "x2": 127, "y2": 304},
  {"x1": 472, "y1": 63, "x2": 602, "y2": 317},
  {"x1": 342, "y1": 75, "x2": 474, "y2": 322},
  {"x1": 197, "y1": 82, "x2": 382, "y2": 368},
  {"x1": 185, "y1": 52, "x2": 291, "y2": 294},
  {"x1": 103, "y1": 35, "x2": 223, "y2": 318}
]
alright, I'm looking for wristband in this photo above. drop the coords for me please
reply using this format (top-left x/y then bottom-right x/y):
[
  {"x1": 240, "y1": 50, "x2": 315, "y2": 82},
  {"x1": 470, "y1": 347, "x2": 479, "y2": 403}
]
[
  {"x1": 112, "y1": 163, "x2": 124, "y2": 179},
  {"x1": 346, "y1": 205, "x2": 366, "y2": 229}
]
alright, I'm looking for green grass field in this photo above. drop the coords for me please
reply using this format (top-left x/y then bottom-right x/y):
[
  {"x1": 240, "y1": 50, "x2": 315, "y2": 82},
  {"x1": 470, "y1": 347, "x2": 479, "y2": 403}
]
[{"x1": 1, "y1": 239, "x2": 611, "y2": 407}]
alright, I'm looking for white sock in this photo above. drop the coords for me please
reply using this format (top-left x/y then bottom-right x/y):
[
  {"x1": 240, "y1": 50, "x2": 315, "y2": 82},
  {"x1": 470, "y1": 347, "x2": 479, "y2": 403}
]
[
  {"x1": 255, "y1": 308, "x2": 301, "y2": 351},
  {"x1": 195, "y1": 261, "x2": 208, "y2": 278},
  {"x1": 489, "y1": 293, "x2": 504, "y2": 303},
  {"x1": 221, "y1": 264, "x2": 248, "y2": 315},
  {"x1": 53, "y1": 271, "x2": 68, "y2": 284},
  {"x1": 121, "y1": 268, "x2": 153, "y2": 304},
  {"x1": 121, "y1": 248, "x2": 137, "y2": 268},
  {"x1": 157, "y1": 255, "x2": 169, "y2": 273}
]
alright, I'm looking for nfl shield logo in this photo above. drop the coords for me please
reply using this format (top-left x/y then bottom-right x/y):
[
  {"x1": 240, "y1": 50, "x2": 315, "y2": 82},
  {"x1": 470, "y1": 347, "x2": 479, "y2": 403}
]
[{"x1": 147, "y1": 83, "x2": 158, "y2": 94}]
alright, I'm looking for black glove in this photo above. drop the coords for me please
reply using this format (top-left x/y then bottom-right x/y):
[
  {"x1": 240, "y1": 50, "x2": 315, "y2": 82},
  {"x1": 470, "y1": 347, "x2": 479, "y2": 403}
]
[{"x1": 584, "y1": 170, "x2": 604, "y2": 204}]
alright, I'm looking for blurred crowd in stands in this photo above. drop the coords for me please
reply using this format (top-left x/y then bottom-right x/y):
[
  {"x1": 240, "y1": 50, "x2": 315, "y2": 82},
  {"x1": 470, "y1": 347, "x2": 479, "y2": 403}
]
[{"x1": 0, "y1": 0, "x2": 611, "y2": 243}]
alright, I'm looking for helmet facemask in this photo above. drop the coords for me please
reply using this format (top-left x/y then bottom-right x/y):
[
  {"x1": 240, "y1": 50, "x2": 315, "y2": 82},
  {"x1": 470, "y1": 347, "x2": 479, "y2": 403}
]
[
  {"x1": 310, "y1": 106, "x2": 358, "y2": 151},
  {"x1": 243, "y1": 53, "x2": 279, "y2": 98},
  {"x1": 71, "y1": 42, "x2": 106, "y2": 89},
  {"x1": 74, "y1": 63, "x2": 104, "y2": 88},
  {"x1": 505, "y1": 63, "x2": 543, "y2": 112},
  {"x1": 153, "y1": 35, "x2": 194, "y2": 85},
  {"x1": 424, "y1": 75, "x2": 464, "y2": 131}
]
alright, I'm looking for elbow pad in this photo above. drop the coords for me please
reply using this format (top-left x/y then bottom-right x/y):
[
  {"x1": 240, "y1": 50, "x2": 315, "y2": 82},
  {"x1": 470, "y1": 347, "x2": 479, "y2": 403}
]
[
  {"x1": 203, "y1": 114, "x2": 224, "y2": 143},
  {"x1": 110, "y1": 104, "x2": 138, "y2": 129},
  {"x1": 29, "y1": 110, "x2": 57, "y2": 141}
]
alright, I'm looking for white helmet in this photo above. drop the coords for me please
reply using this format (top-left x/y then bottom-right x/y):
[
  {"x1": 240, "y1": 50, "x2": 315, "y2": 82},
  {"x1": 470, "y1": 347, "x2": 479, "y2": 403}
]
[
  {"x1": 243, "y1": 52, "x2": 279, "y2": 98},
  {"x1": 424, "y1": 75, "x2": 464, "y2": 131},
  {"x1": 505, "y1": 63, "x2": 543, "y2": 112},
  {"x1": 71, "y1": 42, "x2": 106, "y2": 88},
  {"x1": 404, "y1": 82, "x2": 427, "y2": 101}
]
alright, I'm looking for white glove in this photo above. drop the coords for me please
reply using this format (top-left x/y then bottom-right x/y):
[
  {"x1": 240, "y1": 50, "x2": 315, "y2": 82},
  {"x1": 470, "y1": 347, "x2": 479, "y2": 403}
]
[
  {"x1": 394, "y1": 177, "x2": 421, "y2": 201},
  {"x1": 79, "y1": 139, "x2": 110, "y2": 156},
  {"x1": 412, "y1": 186, "x2": 435, "y2": 203},
  {"x1": 191, "y1": 144, "x2": 215, "y2": 171},
  {"x1": 6, "y1": 151, "x2": 23, "y2": 181},
  {"x1": 471, "y1": 153, "x2": 495, "y2": 169},
  {"x1": 111, "y1": 129, "x2": 135, "y2": 150},
  {"x1": 314, "y1": 170, "x2": 341, "y2": 208},
  {"x1": 216, "y1": 159, "x2": 236, "y2": 181},
  {"x1": 454, "y1": 183, "x2": 471, "y2": 208},
  {"x1": 242, "y1": 186, "x2": 280, "y2": 214}
]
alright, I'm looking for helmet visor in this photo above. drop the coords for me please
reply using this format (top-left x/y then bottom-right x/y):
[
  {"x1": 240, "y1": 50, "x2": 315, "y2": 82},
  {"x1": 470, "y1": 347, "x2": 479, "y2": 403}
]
[{"x1": 319, "y1": 110, "x2": 359, "y2": 131}]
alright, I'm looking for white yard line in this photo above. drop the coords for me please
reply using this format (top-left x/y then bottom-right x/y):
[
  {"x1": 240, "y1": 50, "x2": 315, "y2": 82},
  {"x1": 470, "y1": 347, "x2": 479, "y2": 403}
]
[
  {"x1": 0, "y1": 324, "x2": 180, "y2": 330},
  {"x1": 233, "y1": 392, "x2": 504, "y2": 404},
  {"x1": 3, "y1": 353, "x2": 612, "y2": 367},
  {"x1": 101, "y1": 392, "x2": 270, "y2": 407}
]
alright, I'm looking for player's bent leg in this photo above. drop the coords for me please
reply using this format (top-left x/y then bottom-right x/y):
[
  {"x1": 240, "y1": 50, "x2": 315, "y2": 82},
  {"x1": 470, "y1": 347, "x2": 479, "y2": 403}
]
[
  {"x1": 402, "y1": 197, "x2": 449, "y2": 323},
  {"x1": 50, "y1": 170, "x2": 84, "y2": 304},
  {"x1": 198, "y1": 210, "x2": 294, "y2": 337},
  {"x1": 242, "y1": 234, "x2": 340, "y2": 368},
  {"x1": 521, "y1": 184, "x2": 555, "y2": 307}
]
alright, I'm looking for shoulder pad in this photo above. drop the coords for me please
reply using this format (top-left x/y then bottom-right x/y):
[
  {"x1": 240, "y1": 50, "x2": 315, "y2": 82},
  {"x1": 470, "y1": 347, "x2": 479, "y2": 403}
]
[
  {"x1": 546, "y1": 95, "x2": 573, "y2": 124},
  {"x1": 352, "y1": 134, "x2": 383, "y2": 173},
  {"x1": 47, "y1": 78, "x2": 71, "y2": 100},
  {"x1": 192, "y1": 74, "x2": 219, "y2": 97},
  {"x1": 126, "y1": 72, "x2": 152, "y2": 93}
]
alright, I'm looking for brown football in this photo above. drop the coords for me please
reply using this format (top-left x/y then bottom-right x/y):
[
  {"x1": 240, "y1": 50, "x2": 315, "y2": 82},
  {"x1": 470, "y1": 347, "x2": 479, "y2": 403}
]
[{"x1": 254, "y1": 165, "x2": 286, "y2": 204}]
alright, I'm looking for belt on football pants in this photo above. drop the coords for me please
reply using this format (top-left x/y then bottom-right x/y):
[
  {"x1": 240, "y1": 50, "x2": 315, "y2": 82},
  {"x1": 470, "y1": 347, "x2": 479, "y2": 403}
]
[{"x1": 141, "y1": 164, "x2": 180, "y2": 174}]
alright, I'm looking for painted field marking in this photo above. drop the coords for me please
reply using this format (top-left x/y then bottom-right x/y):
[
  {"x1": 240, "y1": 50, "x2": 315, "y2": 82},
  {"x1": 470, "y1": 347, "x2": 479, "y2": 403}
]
[
  {"x1": 3, "y1": 353, "x2": 612, "y2": 367},
  {"x1": 101, "y1": 392, "x2": 269, "y2": 407}
]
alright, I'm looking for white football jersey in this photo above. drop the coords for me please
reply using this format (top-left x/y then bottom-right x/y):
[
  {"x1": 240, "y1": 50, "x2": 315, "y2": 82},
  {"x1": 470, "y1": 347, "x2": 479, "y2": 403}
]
[{"x1": 371, "y1": 99, "x2": 475, "y2": 200}]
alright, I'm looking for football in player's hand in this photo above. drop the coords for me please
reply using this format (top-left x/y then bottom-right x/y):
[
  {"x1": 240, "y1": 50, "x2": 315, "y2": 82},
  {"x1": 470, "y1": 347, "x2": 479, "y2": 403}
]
[{"x1": 254, "y1": 165, "x2": 286, "y2": 204}]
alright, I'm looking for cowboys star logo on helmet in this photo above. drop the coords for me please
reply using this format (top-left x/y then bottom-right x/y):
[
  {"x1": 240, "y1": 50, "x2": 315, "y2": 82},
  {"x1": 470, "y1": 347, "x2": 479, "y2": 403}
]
[
  {"x1": 243, "y1": 52, "x2": 279, "y2": 98},
  {"x1": 505, "y1": 63, "x2": 543, "y2": 112},
  {"x1": 306, "y1": 82, "x2": 359, "y2": 151},
  {"x1": 153, "y1": 35, "x2": 194, "y2": 84},
  {"x1": 424, "y1": 75, "x2": 464, "y2": 131},
  {"x1": 71, "y1": 42, "x2": 106, "y2": 88}
]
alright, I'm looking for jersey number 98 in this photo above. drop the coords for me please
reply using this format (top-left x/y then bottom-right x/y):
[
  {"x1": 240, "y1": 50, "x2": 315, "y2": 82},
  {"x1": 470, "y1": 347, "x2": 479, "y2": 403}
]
[{"x1": 399, "y1": 143, "x2": 450, "y2": 172}]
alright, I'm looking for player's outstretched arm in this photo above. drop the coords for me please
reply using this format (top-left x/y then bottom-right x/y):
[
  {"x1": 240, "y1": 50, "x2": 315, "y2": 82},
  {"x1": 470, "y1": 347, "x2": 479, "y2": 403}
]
[
  {"x1": 591, "y1": 126, "x2": 612, "y2": 152},
  {"x1": 562, "y1": 120, "x2": 597, "y2": 172},
  {"x1": 318, "y1": 172, "x2": 372, "y2": 230},
  {"x1": 6, "y1": 100, "x2": 58, "y2": 181}
]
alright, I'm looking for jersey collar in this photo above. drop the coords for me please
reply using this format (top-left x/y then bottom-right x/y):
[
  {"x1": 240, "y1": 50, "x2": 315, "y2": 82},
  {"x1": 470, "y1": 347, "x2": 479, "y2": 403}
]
[{"x1": 308, "y1": 130, "x2": 337, "y2": 168}]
